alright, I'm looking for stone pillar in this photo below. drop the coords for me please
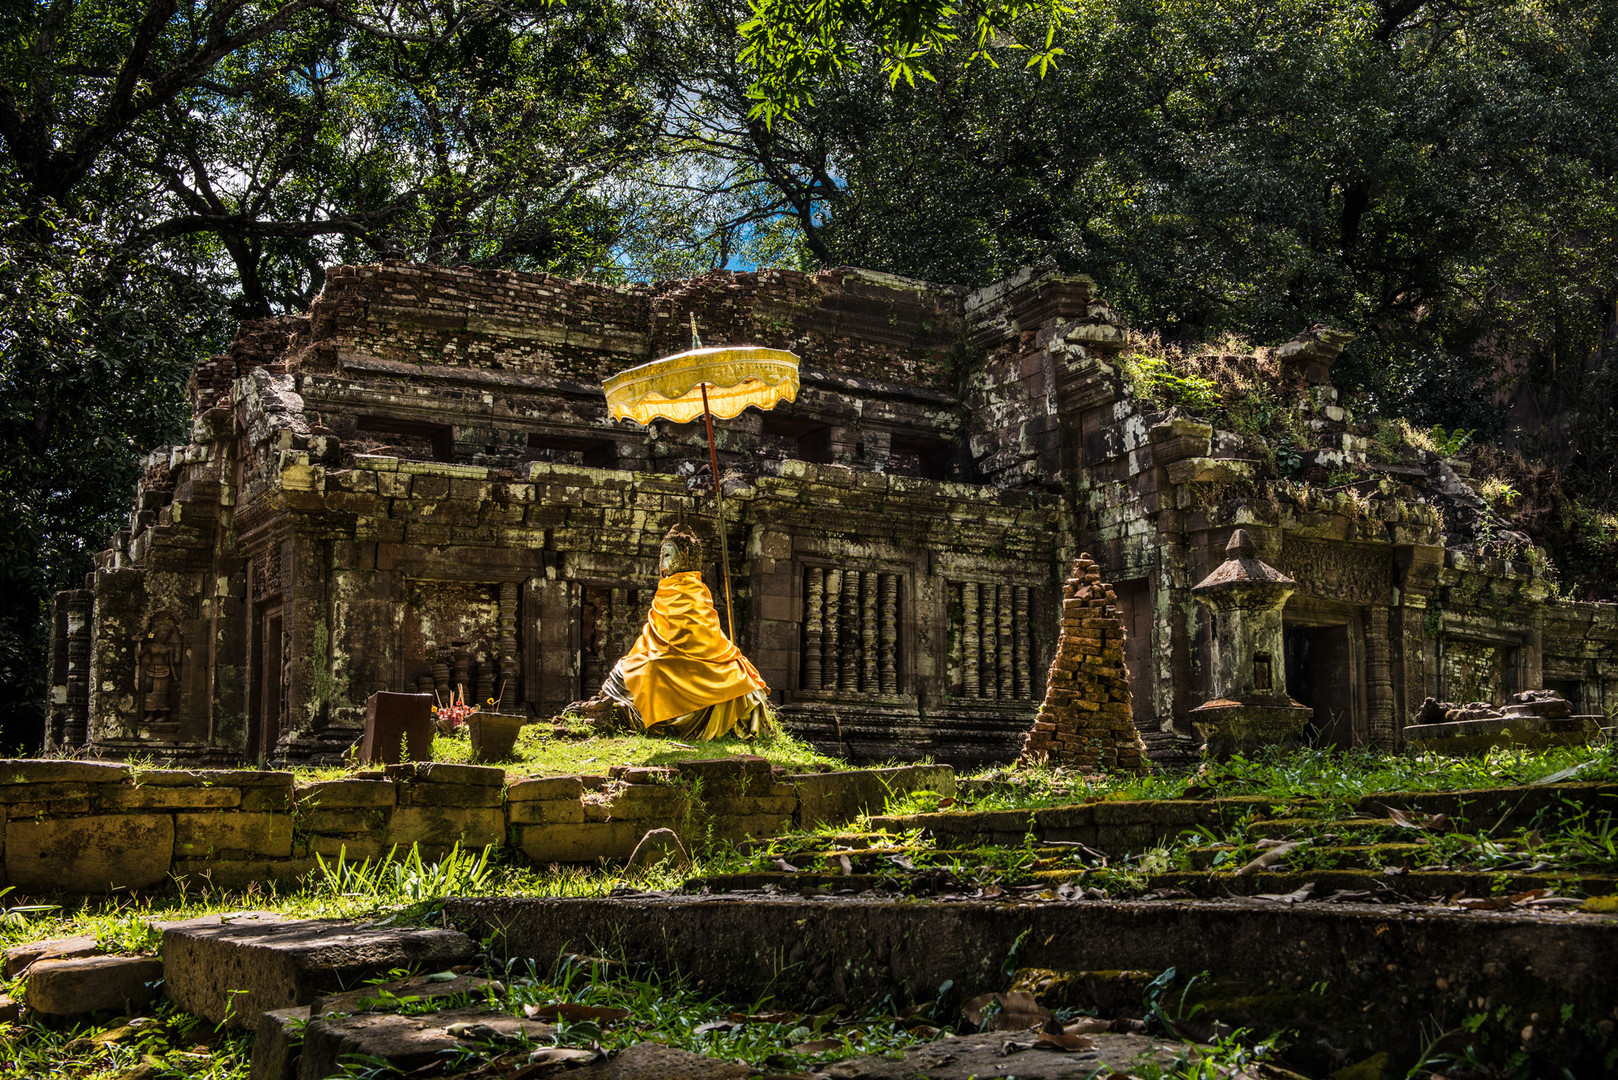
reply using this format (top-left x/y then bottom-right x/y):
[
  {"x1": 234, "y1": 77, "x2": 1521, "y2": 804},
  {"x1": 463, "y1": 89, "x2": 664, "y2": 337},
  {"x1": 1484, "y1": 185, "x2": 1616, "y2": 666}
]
[
  {"x1": 804, "y1": 567, "x2": 825, "y2": 691},
  {"x1": 823, "y1": 569, "x2": 843, "y2": 692},
  {"x1": 1366, "y1": 606, "x2": 1395, "y2": 750},
  {"x1": 839, "y1": 569, "x2": 860, "y2": 692},
  {"x1": 1014, "y1": 586, "x2": 1031, "y2": 700},
  {"x1": 879, "y1": 573, "x2": 898, "y2": 695},
  {"x1": 980, "y1": 584, "x2": 999, "y2": 700},
  {"x1": 997, "y1": 584, "x2": 1014, "y2": 699},
  {"x1": 861, "y1": 571, "x2": 878, "y2": 692},
  {"x1": 962, "y1": 582, "x2": 980, "y2": 698},
  {"x1": 498, "y1": 580, "x2": 520, "y2": 706}
]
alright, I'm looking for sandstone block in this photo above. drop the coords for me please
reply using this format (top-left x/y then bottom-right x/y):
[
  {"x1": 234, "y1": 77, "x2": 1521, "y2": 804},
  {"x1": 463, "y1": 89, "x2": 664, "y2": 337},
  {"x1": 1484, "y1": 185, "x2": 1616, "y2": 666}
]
[
  {"x1": 170, "y1": 858, "x2": 313, "y2": 890},
  {"x1": 398, "y1": 782, "x2": 503, "y2": 809},
  {"x1": 385, "y1": 762, "x2": 504, "y2": 786},
  {"x1": 3, "y1": 934, "x2": 99, "y2": 978},
  {"x1": 163, "y1": 917, "x2": 475, "y2": 1028},
  {"x1": 709, "y1": 813, "x2": 795, "y2": 845},
  {"x1": 795, "y1": 765, "x2": 955, "y2": 829},
  {"x1": 565, "y1": 1041, "x2": 751, "y2": 1079},
  {"x1": 0, "y1": 781, "x2": 91, "y2": 804},
  {"x1": 309, "y1": 835, "x2": 391, "y2": 861},
  {"x1": 298, "y1": 1007, "x2": 553, "y2": 1080},
  {"x1": 507, "y1": 776, "x2": 585, "y2": 802},
  {"x1": 303, "y1": 807, "x2": 389, "y2": 833},
  {"x1": 136, "y1": 769, "x2": 294, "y2": 787},
  {"x1": 297, "y1": 779, "x2": 396, "y2": 809},
  {"x1": 5, "y1": 813, "x2": 173, "y2": 892},
  {"x1": 603, "y1": 784, "x2": 687, "y2": 818},
  {"x1": 386, "y1": 805, "x2": 503, "y2": 849},
  {"x1": 176, "y1": 811, "x2": 293, "y2": 858},
  {"x1": 508, "y1": 798, "x2": 585, "y2": 825},
  {"x1": 251, "y1": 1006, "x2": 308, "y2": 1080},
  {"x1": 703, "y1": 795, "x2": 798, "y2": 817},
  {"x1": 101, "y1": 783, "x2": 242, "y2": 810},
  {"x1": 519, "y1": 821, "x2": 642, "y2": 863},
  {"x1": 27, "y1": 954, "x2": 164, "y2": 1016},
  {"x1": 0, "y1": 759, "x2": 131, "y2": 785}
]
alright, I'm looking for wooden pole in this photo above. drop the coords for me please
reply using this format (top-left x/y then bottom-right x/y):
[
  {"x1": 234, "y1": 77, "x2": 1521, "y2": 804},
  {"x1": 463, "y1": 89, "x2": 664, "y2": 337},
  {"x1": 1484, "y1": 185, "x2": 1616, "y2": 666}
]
[{"x1": 699, "y1": 381, "x2": 736, "y2": 640}]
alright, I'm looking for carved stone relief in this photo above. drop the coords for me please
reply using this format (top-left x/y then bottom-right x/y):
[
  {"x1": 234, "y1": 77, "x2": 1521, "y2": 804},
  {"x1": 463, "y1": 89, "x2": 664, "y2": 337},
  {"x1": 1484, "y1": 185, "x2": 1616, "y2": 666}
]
[{"x1": 1278, "y1": 538, "x2": 1392, "y2": 605}]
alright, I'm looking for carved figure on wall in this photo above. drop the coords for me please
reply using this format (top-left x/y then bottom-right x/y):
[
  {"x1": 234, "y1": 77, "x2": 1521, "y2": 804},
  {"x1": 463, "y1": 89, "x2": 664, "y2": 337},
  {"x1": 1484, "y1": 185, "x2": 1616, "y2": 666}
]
[
  {"x1": 279, "y1": 630, "x2": 294, "y2": 735},
  {"x1": 140, "y1": 616, "x2": 182, "y2": 722}
]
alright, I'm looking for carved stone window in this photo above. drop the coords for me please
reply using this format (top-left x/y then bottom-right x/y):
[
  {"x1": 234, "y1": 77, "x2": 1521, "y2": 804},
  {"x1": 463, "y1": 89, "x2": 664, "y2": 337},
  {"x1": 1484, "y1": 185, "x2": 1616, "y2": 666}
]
[
  {"x1": 1253, "y1": 652, "x2": 1273, "y2": 692},
  {"x1": 801, "y1": 567, "x2": 901, "y2": 695},
  {"x1": 945, "y1": 580, "x2": 1034, "y2": 701}
]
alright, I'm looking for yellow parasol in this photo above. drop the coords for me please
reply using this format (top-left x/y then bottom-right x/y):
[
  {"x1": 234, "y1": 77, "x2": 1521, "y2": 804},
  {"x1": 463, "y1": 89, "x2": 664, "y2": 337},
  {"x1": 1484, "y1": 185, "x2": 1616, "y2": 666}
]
[{"x1": 603, "y1": 320, "x2": 800, "y2": 638}]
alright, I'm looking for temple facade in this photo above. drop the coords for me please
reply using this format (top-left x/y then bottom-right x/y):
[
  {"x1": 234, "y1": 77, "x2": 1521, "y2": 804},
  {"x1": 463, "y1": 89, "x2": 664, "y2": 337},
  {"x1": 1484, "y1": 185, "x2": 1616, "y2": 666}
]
[{"x1": 45, "y1": 261, "x2": 1618, "y2": 765}]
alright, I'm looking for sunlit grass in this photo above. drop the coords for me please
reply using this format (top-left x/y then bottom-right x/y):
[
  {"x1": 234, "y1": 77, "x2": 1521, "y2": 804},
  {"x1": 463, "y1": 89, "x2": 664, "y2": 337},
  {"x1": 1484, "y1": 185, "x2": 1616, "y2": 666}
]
[
  {"x1": 282, "y1": 724, "x2": 844, "y2": 783},
  {"x1": 954, "y1": 743, "x2": 1618, "y2": 814}
]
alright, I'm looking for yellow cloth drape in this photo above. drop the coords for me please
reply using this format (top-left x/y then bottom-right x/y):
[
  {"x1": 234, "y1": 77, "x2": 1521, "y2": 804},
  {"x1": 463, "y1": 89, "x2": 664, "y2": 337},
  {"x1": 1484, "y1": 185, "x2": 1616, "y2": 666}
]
[{"x1": 619, "y1": 571, "x2": 769, "y2": 734}]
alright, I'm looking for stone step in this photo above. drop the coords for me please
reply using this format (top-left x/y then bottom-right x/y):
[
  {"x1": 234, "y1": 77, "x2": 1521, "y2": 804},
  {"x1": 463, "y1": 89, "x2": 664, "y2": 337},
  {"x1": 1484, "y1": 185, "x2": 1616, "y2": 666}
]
[
  {"x1": 25, "y1": 954, "x2": 165, "y2": 1017},
  {"x1": 443, "y1": 892, "x2": 1618, "y2": 1075},
  {"x1": 163, "y1": 914, "x2": 475, "y2": 1029}
]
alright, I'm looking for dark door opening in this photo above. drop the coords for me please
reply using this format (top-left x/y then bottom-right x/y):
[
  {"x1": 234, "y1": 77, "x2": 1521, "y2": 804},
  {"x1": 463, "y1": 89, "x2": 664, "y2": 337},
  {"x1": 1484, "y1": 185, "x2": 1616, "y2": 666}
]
[
  {"x1": 256, "y1": 609, "x2": 284, "y2": 766},
  {"x1": 1285, "y1": 623, "x2": 1356, "y2": 747}
]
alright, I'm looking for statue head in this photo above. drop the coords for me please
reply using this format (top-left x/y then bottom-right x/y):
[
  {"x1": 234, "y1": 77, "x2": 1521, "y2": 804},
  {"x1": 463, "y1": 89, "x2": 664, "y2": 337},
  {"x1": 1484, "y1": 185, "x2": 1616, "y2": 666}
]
[{"x1": 659, "y1": 523, "x2": 702, "y2": 577}]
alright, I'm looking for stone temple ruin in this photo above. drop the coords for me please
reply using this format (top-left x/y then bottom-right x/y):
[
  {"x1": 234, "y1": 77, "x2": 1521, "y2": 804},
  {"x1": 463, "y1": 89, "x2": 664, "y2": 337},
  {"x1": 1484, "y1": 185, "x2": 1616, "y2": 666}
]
[{"x1": 44, "y1": 261, "x2": 1618, "y2": 765}]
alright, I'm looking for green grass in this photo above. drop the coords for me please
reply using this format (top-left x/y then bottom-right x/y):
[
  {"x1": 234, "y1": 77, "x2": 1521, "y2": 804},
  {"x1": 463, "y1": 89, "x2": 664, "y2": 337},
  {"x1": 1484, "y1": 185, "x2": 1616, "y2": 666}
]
[
  {"x1": 952, "y1": 744, "x2": 1618, "y2": 814},
  {"x1": 289, "y1": 724, "x2": 844, "y2": 783}
]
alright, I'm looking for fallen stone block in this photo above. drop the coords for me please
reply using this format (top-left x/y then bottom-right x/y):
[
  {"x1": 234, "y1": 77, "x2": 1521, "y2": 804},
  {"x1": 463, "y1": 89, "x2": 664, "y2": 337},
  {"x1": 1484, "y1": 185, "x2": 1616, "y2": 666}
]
[
  {"x1": 250, "y1": 1006, "x2": 307, "y2": 1080},
  {"x1": 5, "y1": 813, "x2": 174, "y2": 893},
  {"x1": 297, "y1": 1006, "x2": 552, "y2": 1080},
  {"x1": 311, "y1": 972, "x2": 496, "y2": 1016},
  {"x1": 27, "y1": 954, "x2": 164, "y2": 1016},
  {"x1": 3, "y1": 934, "x2": 99, "y2": 977},
  {"x1": 250, "y1": 973, "x2": 499, "y2": 1080},
  {"x1": 163, "y1": 918, "x2": 476, "y2": 1028}
]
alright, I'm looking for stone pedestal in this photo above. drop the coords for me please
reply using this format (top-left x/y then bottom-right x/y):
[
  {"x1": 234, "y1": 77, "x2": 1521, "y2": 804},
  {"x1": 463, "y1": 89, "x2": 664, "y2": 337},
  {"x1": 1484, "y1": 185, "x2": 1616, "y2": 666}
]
[
  {"x1": 1188, "y1": 699, "x2": 1313, "y2": 758},
  {"x1": 359, "y1": 692, "x2": 434, "y2": 765}
]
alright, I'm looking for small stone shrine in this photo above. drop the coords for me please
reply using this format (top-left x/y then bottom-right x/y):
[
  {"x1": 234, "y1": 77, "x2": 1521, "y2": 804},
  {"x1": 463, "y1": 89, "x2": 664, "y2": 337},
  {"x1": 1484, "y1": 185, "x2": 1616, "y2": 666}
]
[
  {"x1": 1019, "y1": 555, "x2": 1146, "y2": 773},
  {"x1": 1187, "y1": 529, "x2": 1314, "y2": 756}
]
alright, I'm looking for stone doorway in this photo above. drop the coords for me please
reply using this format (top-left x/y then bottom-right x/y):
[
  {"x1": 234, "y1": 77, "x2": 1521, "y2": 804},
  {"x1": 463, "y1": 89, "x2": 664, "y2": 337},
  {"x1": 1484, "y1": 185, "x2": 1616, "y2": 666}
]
[
  {"x1": 251, "y1": 607, "x2": 284, "y2": 764},
  {"x1": 1284, "y1": 620, "x2": 1363, "y2": 747}
]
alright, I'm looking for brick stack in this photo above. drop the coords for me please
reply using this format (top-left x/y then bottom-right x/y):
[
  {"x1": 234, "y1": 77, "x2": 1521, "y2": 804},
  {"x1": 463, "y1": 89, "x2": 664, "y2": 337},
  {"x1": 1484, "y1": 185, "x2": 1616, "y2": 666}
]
[{"x1": 1019, "y1": 554, "x2": 1147, "y2": 773}]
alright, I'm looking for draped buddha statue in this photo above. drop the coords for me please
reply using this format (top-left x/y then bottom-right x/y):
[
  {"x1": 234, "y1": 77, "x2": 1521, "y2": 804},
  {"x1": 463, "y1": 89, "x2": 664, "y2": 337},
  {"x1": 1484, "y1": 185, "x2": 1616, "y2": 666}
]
[{"x1": 582, "y1": 523, "x2": 771, "y2": 740}]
